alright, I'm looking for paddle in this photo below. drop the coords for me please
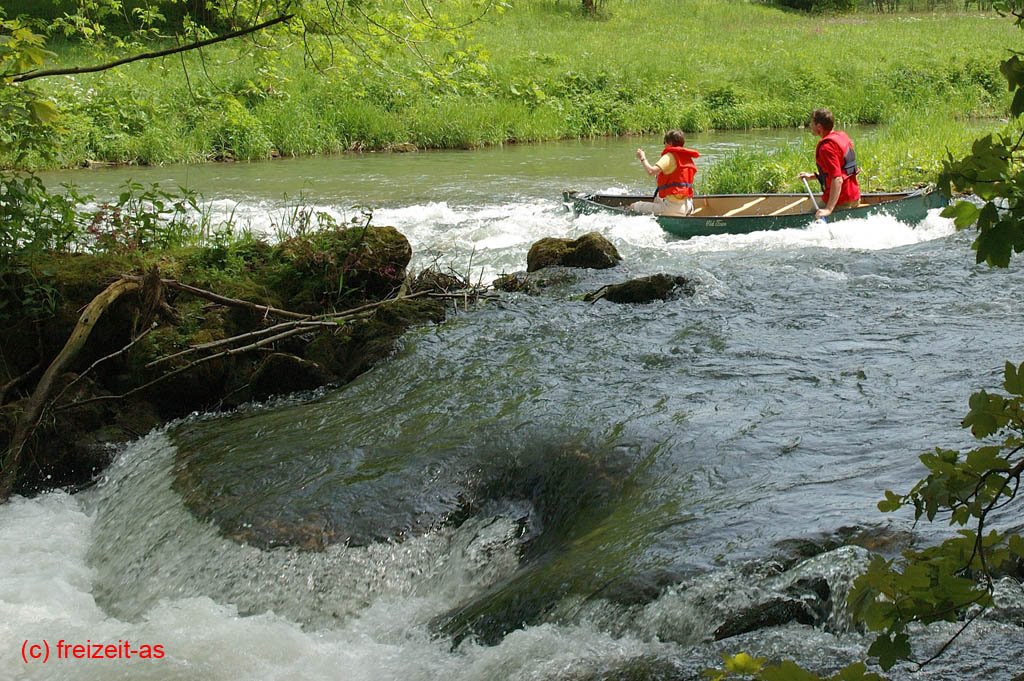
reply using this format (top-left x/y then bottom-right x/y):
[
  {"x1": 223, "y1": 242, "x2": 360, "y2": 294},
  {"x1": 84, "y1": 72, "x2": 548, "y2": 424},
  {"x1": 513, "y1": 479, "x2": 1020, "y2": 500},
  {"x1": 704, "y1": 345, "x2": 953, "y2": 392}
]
[{"x1": 801, "y1": 177, "x2": 826, "y2": 224}]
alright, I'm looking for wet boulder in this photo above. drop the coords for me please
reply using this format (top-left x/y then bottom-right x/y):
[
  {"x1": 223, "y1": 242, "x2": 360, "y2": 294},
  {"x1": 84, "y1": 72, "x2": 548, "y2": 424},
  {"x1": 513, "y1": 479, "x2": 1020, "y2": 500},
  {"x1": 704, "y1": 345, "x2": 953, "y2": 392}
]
[
  {"x1": 583, "y1": 274, "x2": 695, "y2": 304},
  {"x1": 526, "y1": 232, "x2": 621, "y2": 272},
  {"x1": 251, "y1": 353, "x2": 336, "y2": 400},
  {"x1": 712, "y1": 596, "x2": 817, "y2": 641}
]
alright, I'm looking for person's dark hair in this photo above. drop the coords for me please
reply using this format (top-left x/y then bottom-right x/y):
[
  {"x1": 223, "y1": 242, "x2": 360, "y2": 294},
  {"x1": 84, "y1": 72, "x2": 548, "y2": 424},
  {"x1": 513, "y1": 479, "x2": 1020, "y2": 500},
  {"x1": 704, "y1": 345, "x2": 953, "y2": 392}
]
[
  {"x1": 810, "y1": 108, "x2": 835, "y2": 131},
  {"x1": 664, "y1": 129, "x2": 686, "y2": 146}
]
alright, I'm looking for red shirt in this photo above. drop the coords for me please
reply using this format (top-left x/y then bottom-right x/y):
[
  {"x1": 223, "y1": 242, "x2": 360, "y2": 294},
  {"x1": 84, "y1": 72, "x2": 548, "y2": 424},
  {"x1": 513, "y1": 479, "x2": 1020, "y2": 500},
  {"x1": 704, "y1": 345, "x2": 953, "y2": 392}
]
[{"x1": 816, "y1": 131, "x2": 860, "y2": 206}]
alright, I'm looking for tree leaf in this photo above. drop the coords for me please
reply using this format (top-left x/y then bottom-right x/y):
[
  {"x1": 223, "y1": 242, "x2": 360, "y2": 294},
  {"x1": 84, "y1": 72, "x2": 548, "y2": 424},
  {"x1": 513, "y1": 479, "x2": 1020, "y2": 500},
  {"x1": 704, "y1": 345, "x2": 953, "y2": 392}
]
[
  {"x1": 1005, "y1": 361, "x2": 1024, "y2": 396},
  {"x1": 877, "y1": 490, "x2": 904, "y2": 513},
  {"x1": 868, "y1": 632, "x2": 912, "y2": 671},
  {"x1": 723, "y1": 652, "x2": 766, "y2": 674},
  {"x1": 940, "y1": 200, "x2": 979, "y2": 230},
  {"x1": 760, "y1": 660, "x2": 824, "y2": 681},
  {"x1": 28, "y1": 98, "x2": 58, "y2": 124}
]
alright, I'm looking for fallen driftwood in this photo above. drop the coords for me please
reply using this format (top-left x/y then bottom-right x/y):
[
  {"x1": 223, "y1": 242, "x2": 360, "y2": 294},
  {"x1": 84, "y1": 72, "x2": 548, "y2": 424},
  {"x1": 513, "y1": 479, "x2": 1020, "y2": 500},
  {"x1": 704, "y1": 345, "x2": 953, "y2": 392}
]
[{"x1": 1, "y1": 277, "x2": 142, "y2": 501}]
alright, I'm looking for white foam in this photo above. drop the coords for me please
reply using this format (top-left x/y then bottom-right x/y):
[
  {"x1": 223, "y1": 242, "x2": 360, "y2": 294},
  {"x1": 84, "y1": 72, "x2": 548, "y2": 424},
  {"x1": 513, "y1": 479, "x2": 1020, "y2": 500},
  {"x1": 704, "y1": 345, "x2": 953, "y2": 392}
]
[{"x1": 0, "y1": 482, "x2": 665, "y2": 681}]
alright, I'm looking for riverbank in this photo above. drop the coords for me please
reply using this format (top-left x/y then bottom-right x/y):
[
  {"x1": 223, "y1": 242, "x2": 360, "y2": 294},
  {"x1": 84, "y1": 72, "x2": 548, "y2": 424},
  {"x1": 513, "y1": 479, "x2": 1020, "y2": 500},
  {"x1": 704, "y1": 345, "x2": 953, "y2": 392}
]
[{"x1": 10, "y1": 1, "x2": 1014, "y2": 190}]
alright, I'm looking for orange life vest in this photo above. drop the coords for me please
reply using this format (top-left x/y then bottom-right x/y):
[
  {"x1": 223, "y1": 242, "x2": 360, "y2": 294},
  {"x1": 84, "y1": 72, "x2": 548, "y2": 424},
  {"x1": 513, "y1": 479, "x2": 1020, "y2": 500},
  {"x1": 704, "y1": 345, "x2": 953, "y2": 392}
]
[{"x1": 656, "y1": 146, "x2": 700, "y2": 199}]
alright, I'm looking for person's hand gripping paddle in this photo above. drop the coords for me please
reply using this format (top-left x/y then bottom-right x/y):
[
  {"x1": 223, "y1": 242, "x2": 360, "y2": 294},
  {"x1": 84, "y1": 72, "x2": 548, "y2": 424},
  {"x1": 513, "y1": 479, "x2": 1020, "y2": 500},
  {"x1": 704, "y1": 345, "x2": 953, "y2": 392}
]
[{"x1": 802, "y1": 176, "x2": 827, "y2": 224}]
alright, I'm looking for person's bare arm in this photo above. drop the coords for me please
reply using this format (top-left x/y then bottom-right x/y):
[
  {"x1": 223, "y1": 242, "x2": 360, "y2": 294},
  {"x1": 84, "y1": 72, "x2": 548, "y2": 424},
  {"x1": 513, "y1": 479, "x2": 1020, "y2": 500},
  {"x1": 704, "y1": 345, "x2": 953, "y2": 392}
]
[{"x1": 636, "y1": 149, "x2": 661, "y2": 176}]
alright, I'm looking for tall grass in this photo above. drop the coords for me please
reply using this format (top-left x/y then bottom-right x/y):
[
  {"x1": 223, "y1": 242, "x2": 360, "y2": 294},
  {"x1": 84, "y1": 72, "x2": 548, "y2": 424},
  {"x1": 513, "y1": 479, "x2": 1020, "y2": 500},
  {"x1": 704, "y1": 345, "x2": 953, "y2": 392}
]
[{"x1": 8, "y1": 0, "x2": 1016, "y2": 175}]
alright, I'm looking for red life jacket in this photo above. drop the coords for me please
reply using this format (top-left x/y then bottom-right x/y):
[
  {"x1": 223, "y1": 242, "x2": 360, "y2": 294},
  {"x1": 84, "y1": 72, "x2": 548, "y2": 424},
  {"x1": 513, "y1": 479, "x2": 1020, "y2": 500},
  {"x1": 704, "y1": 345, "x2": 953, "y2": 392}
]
[
  {"x1": 656, "y1": 146, "x2": 700, "y2": 199},
  {"x1": 815, "y1": 131, "x2": 859, "y2": 197}
]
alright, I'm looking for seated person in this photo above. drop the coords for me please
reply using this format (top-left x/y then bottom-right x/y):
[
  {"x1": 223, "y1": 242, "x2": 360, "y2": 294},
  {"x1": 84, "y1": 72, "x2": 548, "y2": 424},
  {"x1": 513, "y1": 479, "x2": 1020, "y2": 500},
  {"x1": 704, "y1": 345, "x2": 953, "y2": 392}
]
[{"x1": 630, "y1": 129, "x2": 700, "y2": 216}]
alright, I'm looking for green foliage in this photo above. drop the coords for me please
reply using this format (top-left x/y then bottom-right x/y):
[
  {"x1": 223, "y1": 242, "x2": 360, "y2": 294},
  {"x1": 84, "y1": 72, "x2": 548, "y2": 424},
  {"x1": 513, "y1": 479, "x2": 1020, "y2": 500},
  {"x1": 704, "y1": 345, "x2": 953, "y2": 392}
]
[
  {"x1": 0, "y1": 1, "x2": 1011, "y2": 169},
  {"x1": 83, "y1": 181, "x2": 207, "y2": 252},
  {"x1": 940, "y1": 130, "x2": 1024, "y2": 266},
  {"x1": 0, "y1": 16, "x2": 60, "y2": 163},
  {"x1": 193, "y1": 94, "x2": 274, "y2": 161},
  {"x1": 0, "y1": 173, "x2": 83, "y2": 260}
]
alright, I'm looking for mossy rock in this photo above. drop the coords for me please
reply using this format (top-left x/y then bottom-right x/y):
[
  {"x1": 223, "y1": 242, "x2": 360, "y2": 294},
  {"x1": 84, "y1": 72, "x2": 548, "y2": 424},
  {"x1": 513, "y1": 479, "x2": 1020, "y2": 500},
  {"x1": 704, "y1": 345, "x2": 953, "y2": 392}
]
[
  {"x1": 1, "y1": 228, "x2": 449, "y2": 497},
  {"x1": 269, "y1": 225, "x2": 412, "y2": 310},
  {"x1": 526, "y1": 232, "x2": 621, "y2": 273}
]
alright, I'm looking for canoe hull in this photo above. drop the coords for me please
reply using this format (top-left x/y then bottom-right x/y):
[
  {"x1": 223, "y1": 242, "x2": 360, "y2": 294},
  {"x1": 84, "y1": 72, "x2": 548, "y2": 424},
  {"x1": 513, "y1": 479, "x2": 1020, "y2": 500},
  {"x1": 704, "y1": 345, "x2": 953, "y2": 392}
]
[{"x1": 563, "y1": 187, "x2": 945, "y2": 240}]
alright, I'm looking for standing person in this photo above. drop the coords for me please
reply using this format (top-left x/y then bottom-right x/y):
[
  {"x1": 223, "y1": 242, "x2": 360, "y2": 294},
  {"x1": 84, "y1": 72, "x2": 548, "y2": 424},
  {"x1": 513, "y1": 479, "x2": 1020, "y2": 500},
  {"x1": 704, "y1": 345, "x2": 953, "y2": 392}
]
[
  {"x1": 799, "y1": 108, "x2": 860, "y2": 220},
  {"x1": 630, "y1": 130, "x2": 700, "y2": 216}
]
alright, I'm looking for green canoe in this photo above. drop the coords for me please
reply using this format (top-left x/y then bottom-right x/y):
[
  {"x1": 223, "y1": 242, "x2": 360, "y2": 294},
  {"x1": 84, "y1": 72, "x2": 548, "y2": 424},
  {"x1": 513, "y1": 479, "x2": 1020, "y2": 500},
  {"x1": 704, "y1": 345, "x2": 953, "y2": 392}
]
[{"x1": 563, "y1": 186, "x2": 944, "y2": 240}]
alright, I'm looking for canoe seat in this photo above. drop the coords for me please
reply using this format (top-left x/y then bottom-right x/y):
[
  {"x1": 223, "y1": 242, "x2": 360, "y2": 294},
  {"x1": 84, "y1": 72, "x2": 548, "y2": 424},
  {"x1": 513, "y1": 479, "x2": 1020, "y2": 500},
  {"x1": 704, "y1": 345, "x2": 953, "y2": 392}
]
[{"x1": 723, "y1": 197, "x2": 767, "y2": 217}]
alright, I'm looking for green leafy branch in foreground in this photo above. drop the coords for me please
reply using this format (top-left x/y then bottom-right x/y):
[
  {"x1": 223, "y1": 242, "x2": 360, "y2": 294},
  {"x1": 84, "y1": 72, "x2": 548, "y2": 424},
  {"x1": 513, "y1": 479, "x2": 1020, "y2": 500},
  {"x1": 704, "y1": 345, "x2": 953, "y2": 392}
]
[
  {"x1": 939, "y1": 0, "x2": 1024, "y2": 267},
  {"x1": 709, "y1": 2, "x2": 1024, "y2": 679},
  {"x1": 853, "y1": 361, "x2": 1024, "y2": 671},
  {"x1": 0, "y1": 14, "x2": 59, "y2": 163}
]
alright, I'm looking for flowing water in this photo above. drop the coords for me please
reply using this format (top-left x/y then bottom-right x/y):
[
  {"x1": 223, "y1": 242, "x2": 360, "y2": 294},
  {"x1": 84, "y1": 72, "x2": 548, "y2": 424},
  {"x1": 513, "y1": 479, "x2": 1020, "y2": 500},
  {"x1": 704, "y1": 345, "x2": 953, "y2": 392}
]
[{"x1": 5, "y1": 133, "x2": 1024, "y2": 680}]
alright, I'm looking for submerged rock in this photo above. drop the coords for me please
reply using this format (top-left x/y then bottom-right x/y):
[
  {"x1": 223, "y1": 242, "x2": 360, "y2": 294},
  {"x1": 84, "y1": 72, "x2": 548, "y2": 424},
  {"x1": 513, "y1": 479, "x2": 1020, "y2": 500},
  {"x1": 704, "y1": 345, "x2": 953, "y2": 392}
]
[
  {"x1": 429, "y1": 447, "x2": 641, "y2": 646},
  {"x1": 771, "y1": 524, "x2": 915, "y2": 569},
  {"x1": 526, "y1": 232, "x2": 621, "y2": 272},
  {"x1": 712, "y1": 596, "x2": 817, "y2": 641},
  {"x1": 584, "y1": 274, "x2": 695, "y2": 304},
  {"x1": 552, "y1": 655, "x2": 695, "y2": 681},
  {"x1": 492, "y1": 268, "x2": 581, "y2": 294}
]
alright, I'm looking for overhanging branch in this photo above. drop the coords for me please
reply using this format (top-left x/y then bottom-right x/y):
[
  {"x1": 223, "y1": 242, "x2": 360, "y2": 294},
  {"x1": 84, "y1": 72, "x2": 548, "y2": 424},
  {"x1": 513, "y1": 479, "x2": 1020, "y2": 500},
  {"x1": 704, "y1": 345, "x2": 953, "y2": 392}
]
[{"x1": 11, "y1": 14, "x2": 294, "y2": 84}]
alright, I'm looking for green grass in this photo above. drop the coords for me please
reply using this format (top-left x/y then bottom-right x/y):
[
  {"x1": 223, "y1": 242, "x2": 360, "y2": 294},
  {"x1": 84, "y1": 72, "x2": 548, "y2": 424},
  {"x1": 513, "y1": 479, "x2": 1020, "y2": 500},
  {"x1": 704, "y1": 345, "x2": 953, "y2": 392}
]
[
  {"x1": 701, "y1": 101, "x2": 996, "y2": 194},
  {"x1": 7, "y1": 0, "x2": 1017, "y2": 187}
]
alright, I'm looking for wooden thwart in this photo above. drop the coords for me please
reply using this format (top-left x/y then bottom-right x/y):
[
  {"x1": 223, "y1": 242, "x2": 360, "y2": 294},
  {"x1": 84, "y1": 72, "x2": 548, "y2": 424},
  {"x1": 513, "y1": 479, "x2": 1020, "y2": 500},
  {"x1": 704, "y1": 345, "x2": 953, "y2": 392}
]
[
  {"x1": 723, "y1": 197, "x2": 767, "y2": 217},
  {"x1": 768, "y1": 197, "x2": 809, "y2": 216}
]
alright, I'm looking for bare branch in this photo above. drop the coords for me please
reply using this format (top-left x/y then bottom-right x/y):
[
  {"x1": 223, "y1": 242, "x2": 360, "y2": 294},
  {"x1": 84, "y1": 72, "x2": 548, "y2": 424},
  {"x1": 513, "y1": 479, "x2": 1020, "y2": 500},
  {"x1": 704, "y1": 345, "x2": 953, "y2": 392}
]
[
  {"x1": 0, "y1": 362, "x2": 42, "y2": 405},
  {"x1": 11, "y1": 14, "x2": 295, "y2": 83}
]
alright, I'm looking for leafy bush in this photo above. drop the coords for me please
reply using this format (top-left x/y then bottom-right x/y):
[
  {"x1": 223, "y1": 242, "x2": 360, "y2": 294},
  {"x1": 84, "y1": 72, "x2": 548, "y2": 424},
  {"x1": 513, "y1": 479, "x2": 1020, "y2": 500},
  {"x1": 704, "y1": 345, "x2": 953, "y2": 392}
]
[
  {"x1": 0, "y1": 173, "x2": 83, "y2": 260},
  {"x1": 193, "y1": 95, "x2": 274, "y2": 160}
]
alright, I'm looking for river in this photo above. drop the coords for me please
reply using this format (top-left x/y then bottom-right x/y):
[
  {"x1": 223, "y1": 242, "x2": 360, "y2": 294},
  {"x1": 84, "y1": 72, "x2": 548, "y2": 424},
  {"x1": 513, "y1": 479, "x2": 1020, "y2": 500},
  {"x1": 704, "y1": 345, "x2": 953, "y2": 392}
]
[{"x1": 4, "y1": 132, "x2": 1024, "y2": 680}]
